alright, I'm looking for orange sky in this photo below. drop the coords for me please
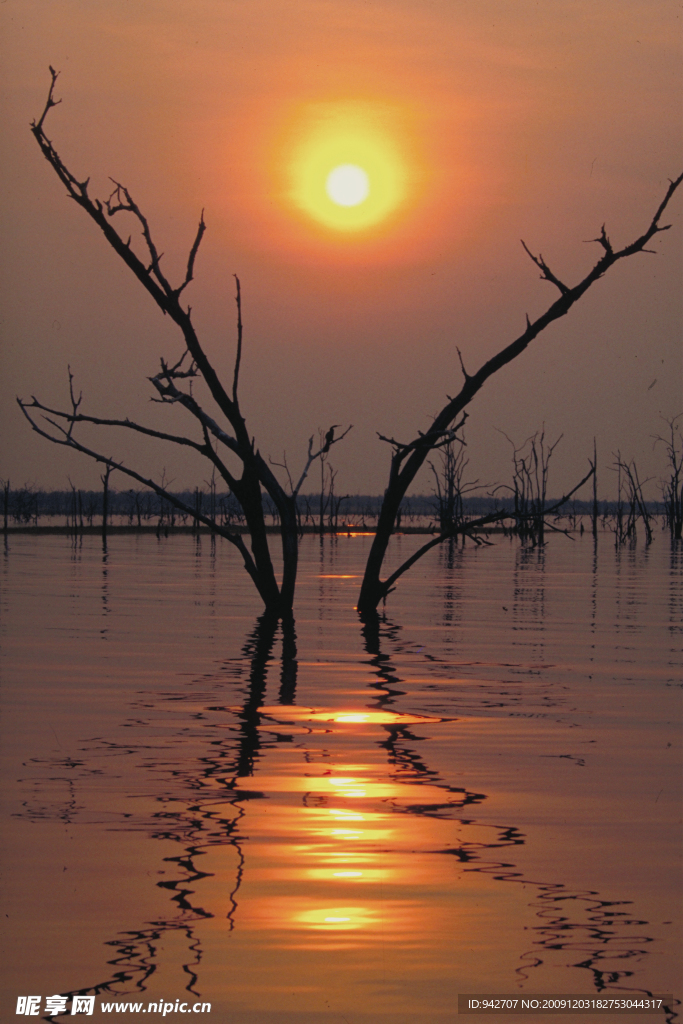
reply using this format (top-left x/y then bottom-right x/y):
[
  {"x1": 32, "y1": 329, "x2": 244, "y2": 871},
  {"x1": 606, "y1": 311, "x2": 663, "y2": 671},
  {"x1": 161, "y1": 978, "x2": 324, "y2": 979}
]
[{"x1": 1, "y1": 0, "x2": 681, "y2": 495}]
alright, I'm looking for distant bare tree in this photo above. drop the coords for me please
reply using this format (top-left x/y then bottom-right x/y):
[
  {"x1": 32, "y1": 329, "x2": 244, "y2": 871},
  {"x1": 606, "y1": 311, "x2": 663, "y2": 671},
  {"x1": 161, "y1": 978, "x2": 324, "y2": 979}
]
[
  {"x1": 18, "y1": 69, "x2": 349, "y2": 618},
  {"x1": 2, "y1": 480, "x2": 10, "y2": 537},
  {"x1": 101, "y1": 465, "x2": 112, "y2": 539},
  {"x1": 654, "y1": 415, "x2": 683, "y2": 540},
  {"x1": 311, "y1": 426, "x2": 351, "y2": 534},
  {"x1": 611, "y1": 453, "x2": 653, "y2": 545},
  {"x1": 357, "y1": 172, "x2": 683, "y2": 613},
  {"x1": 428, "y1": 432, "x2": 479, "y2": 532},
  {"x1": 590, "y1": 438, "x2": 599, "y2": 538},
  {"x1": 494, "y1": 428, "x2": 563, "y2": 545}
]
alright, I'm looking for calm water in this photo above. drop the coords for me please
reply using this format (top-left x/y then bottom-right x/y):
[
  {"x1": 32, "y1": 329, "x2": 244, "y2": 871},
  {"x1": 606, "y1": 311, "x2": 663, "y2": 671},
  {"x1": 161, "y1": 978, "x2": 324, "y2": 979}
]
[{"x1": 1, "y1": 533, "x2": 681, "y2": 1022}]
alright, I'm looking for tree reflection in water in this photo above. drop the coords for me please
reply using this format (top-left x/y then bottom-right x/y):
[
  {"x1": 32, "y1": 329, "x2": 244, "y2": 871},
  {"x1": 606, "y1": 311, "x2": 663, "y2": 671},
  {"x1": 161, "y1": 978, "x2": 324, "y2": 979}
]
[{"x1": 25, "y1": 610, "x2": 672, "y2": 1022}]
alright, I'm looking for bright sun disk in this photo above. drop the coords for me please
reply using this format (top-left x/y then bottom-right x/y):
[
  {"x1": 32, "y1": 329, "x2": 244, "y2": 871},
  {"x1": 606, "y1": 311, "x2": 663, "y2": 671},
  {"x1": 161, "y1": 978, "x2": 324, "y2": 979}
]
[
  {"x1": 287, "y1": 103, "x2": 408, "y2": 232},
  {"x1": 326, "y1": 165, "x2": 369, "y2": 207}
]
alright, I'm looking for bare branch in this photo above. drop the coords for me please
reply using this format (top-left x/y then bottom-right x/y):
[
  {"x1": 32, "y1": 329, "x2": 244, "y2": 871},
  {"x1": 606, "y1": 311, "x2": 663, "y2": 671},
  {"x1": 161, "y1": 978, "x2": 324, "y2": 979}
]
[
  {"x1": 175, "y1": 211, "x2": 206, "y2": 299},
  {"x1": 33, "y1": 66, "x2": 61, "y2": 133},
  {"x1": 154, "y1": 350, "x2": 199, "y2": 386},
  {"x1": 377, "y1": 432, "x2": 408, "y2": 450},
  {"x1": 587, "y1": 223, "x2": 613, "y2": 256},
  {"x1": 31, "y1": 70, "x2": 242, "y2": 429},
  {"x1": 105, "y1": 180, "x2": 173, "y2": 295},
  {"x1": 622, "y1": 172, "x2": 683, "y2": 252},
  {"x1": 198, "y1": 423, "x2": 240, "y2": 491},
  {"x1": 456, "y1": 347, "x2": 470, "y2": 381},
  {"x1": 379, "y1": 464, "x2": 596, "y2": 598},
  {"x1": 269, "y1": 453, "x2": 295, "y2": 495},
  {"x1": 147, "y1": 371, "x2": 241, "y2": 457},
  {"x1": 232, "y1": 275, "x2": 243, "y2": 403},
  {"x1": 377, "y1": 414, "x2": 467, "y2": 457},
  {"x1": 66, "y1": 365, "x2": 82, "y2": 440},
  {"x1": 290, "y1": 436, "x2": 314, "y2": 496},
  {"x1": 17, "y1": 398, "x2": 267, "y2": 584},
  {"x1": 520, "y1": 240, "x2": 570, "y2": 295},
  {"x1": 18, "y1": 395, "x2": 209, "y2": 454}
]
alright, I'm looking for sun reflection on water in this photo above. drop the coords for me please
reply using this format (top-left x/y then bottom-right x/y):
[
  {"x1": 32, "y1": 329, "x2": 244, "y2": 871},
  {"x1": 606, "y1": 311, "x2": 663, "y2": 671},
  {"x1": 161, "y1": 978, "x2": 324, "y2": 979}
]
[
  {"x1": 201, "y1": 716, "x2": 486, "y2": 952},
  {"x1": 259, "y1": 704, "x2": 447, "y2": 726}
]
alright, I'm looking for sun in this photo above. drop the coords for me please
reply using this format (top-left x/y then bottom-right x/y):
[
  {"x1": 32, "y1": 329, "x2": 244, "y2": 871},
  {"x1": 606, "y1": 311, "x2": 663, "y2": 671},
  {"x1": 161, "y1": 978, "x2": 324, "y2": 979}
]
[
  {"x1": 326, "y1": 164, "x2": 370, "y2": 207},
  {"x1": 287, "y1": 102, "x2": 409, "y2": 232}
]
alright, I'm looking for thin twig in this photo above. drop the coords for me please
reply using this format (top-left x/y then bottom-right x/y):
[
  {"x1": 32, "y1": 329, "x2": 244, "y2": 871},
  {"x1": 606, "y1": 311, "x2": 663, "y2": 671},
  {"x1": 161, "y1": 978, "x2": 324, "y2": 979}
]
[{"x1": 232, "y1": 275, "x2": 242, "y2": 403}]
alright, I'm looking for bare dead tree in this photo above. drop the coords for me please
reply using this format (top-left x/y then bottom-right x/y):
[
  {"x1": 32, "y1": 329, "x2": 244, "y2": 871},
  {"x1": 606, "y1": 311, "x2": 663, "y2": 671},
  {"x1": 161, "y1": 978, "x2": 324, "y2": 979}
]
[
  {"x1": 371, "y1": 464, "x2": 596, "y2": 601},
  {"x1": 494, "y1": 428, "x2": 563, "y2": 545},
  {"x1": 318, "y1": 432, "x2": 332, "y2": 535},
  {"x1": 428, "y1": 432, "x2": 480, "y2": 532},
  {"x1": 591, "y1": 437, "x2": 599, "y2": 538},
  {"x1": 309, "y1": 425, "x2": 352, "y2": 534},
  {"x1": 357, "y1": 173, "x2": 683, "y2": 613},
  {"x1": 2, "y1": 480, "x2": 10, "y2": 537},
  {"x1": 611, "y1": 453, "x2": 653, "y2": 545},
  {"x1": 654, "y1": 415, "x2": 683, "y2": 539},
  {"x1": 101, "y1": 465, "x2": 112, "y2": 539},
  {"x1": 18, "y1": 69, "x2": 349, "y2": 618},
  {"x1": 65, "y1": 476, "x2": 78, "y2": 536}
]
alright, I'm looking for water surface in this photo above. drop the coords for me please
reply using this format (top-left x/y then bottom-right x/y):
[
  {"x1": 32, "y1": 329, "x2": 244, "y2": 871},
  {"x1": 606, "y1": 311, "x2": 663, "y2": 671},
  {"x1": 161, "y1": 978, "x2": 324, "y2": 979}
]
[{"x1": 1, "y1": 533, "x2": 680, "y2": 1022}]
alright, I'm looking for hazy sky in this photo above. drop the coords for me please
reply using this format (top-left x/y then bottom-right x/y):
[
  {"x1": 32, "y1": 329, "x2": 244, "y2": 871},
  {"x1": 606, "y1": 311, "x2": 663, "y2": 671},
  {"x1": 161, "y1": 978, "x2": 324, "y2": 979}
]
[{"x1": 1, "y1": 0, "x2": 681, "y2": 498}]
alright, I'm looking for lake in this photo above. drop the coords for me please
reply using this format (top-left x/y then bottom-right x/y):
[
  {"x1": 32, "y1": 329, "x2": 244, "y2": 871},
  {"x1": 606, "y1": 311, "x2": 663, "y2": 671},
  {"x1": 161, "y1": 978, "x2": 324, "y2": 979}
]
[{"x1": 1, "y1": 532, "x2": 680, "y2": 1022}]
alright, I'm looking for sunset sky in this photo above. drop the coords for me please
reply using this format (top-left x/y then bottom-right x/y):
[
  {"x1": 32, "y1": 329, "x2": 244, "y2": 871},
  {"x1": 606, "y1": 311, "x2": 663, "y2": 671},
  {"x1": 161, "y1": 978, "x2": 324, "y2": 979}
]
[{"x1": 1, "y1": 0, "x2": 681, "y2": 497}]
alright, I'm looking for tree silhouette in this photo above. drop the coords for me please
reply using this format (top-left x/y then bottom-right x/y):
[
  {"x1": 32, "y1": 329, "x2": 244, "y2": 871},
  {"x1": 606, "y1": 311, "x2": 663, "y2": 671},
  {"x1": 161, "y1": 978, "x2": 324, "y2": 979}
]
[
  {"x1": 356, "y1": 172, "x2": 682, "y2": 613},
  {"x1": 18, "y1": 69, "x2": 350, "y2": 618},
  {"x1": 18, "y1": 70, "x2": 682, "y2": 618}
]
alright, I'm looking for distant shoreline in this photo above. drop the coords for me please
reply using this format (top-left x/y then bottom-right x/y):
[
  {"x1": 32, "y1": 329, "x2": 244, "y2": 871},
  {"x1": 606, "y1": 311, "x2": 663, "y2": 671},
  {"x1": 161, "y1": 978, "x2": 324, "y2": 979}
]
[{"x1": 3, "y1": 524, "x2": 513, "y2": 537}]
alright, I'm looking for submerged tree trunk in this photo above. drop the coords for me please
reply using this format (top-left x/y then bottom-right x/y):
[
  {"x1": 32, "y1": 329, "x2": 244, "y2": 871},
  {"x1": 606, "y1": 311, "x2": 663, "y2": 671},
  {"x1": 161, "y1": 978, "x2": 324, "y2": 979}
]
[
  {"x1": 101, "y1": 466, "x2": 111, "y2": 539},
  {"x1": 2, "y1": 479, "x2": 9, "y2": 537}
]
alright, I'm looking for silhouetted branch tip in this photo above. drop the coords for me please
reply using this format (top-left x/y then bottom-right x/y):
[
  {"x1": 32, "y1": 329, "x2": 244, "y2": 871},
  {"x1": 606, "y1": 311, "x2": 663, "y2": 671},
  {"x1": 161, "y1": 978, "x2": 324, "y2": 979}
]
[
  {"x1": 33, "y1": 66, "x2": 61, "y2": 132},
  {"x1": 66, "y1": 366, "x2": 82, "y2": 440},
  {"x1": 456, "y1": 347, "x2": 470, "y2": 381},
  {"x1": 232, "y1": 275, "x2": 243, "y2": 403},
  {"x1": 175, "y1": 211, "x2": 206, "y2": 300},
  {"x1": 377, "y1": 432, "x2": 407, "y2": 450},
  {"x1": 588, "y1": 224, "x2": 613, "y2": 255},
  {"x1": 520, "y1": 240, "x2": 570, "y2": 295},
  {"x1": 379, "y1": 417, "x2": 467, "y2": 458}
]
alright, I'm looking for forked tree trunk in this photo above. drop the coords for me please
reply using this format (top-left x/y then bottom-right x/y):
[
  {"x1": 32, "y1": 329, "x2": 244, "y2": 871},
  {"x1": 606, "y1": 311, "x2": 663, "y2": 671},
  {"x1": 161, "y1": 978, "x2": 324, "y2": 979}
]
[{"x1": 21, "y1": 71, "x2": 683, "y2": 618}]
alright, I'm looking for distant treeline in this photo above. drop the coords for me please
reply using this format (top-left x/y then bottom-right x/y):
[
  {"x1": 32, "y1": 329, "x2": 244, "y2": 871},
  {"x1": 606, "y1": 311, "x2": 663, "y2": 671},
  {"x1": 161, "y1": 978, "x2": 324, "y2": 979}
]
[{"x1": 1, "y1": 485, "x2": 668, "y2": 529}]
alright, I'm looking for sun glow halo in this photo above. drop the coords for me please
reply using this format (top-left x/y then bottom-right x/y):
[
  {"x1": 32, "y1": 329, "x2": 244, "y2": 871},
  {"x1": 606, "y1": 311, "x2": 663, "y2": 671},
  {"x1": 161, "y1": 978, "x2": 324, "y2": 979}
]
[{"x1": 288, "y1": 104, "x2": 409, "y2": 232}]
